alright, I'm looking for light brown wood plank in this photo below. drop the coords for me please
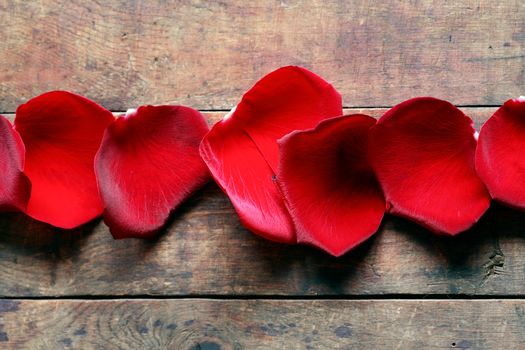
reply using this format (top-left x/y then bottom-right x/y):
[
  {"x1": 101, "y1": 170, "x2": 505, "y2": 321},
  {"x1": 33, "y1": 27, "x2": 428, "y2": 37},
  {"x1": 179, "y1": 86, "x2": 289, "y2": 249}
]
[
  {"x1": 2, "y1": 107, "x2": 522, "y2": 297},
  {"x1": 1, "y1": 299, "x2": 525, "y2": 349},
  {"x1": 0, "y1": 1, "x2": 524, "y2": 111}
]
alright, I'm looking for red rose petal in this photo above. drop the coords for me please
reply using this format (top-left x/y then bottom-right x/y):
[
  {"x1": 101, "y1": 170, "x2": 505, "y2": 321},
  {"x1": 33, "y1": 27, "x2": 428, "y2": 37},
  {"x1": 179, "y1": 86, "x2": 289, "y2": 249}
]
[
  {"x1": 278, "y1": 115, "x2": 385, "y2": 256},
  {"x1": 15, "y1": 91, "x2": 114, "y2": 228},
  {"x1": 476, "y1": 97, "x2": 525, "y2": 210},
  {"x1": 368, "y1": 97, "x2": 490, "y2": 235},
  {"x1": 200, "y1": 66, "x2": 342, "y2": 243},
  {"x1": 200, "y1": 115, "x2": 294, "y2": 242},
  {"x1": 237, "y1": 66, "x2": 343, "y2": 173},
  {"x1": 0, "y1": 115, "x2": 31, "y2": 212},
  {"x1": 95, "y1": 105, "x2": 210, "y2": 239}
]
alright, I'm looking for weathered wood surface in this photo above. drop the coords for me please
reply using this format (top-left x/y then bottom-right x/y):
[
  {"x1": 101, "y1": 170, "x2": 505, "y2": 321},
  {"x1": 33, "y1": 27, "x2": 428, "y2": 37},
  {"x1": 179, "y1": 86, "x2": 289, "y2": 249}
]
[
  {"x1": 1, "y1": 107, "x2": 524, "y2": 297},
  {"x1": 1, "y1": 299, "x2": 524, "y2": 349},
  {"x1": 0, "y1": 1, "x2": 524, "y2": 111}
]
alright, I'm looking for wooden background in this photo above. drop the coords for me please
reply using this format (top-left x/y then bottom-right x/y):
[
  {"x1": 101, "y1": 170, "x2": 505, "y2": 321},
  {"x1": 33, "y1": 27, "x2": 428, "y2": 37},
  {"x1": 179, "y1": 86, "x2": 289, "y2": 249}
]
[{"x1": 0, "y1": 1, "x2": 524, "y2": 349}]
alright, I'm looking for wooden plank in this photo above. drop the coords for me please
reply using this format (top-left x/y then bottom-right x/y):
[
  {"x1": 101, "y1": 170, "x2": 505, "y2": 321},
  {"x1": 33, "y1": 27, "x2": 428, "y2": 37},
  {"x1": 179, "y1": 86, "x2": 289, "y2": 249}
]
[
  {"x1": 1, "y1": 299, "x2": 525, "y2": 349},
  {"x1": 0, "y1": 1, "x2": 524, "y2": 111},
  {"x1": 1, "y1": 107, "x2": 524, "y2": 297},
  {"x1": 0, "y1": 108, "x2": 512, "y2": 297}
]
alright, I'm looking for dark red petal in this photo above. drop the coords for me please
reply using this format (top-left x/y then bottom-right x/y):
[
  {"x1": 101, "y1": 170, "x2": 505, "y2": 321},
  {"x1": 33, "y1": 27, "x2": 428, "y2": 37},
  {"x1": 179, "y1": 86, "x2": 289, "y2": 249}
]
[
  {"x1": 95, "y1": 105, "x2": 210, "y2": 239},
  {"x1": 368, "y1": 97, "x2": 490, "y2": 235},
  {"x1": 476, "y1": 97, "x2": 525, "y2": 210},
  {"x1": 15, "y1": 91, "x2": 114, "y2": 228},
  {"x1": 200, "y1": 66, "x2": 342, "y2": 243},
  {"x1": 0, "y1": 115, "x2": 31, "y2": 212},
  {"x1": 278, "y1": 115, "x2": 385, "y2": 256}
]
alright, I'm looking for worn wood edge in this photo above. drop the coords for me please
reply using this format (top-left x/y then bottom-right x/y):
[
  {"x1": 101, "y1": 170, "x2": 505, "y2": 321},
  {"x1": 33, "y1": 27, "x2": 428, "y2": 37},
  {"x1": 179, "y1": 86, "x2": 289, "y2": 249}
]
[
  {"x1": 1, "y1": 299, "x2": 524, "y2": 349},
  {"x1": 1, "y1": 106, "x2": 498, "y2": 129}
]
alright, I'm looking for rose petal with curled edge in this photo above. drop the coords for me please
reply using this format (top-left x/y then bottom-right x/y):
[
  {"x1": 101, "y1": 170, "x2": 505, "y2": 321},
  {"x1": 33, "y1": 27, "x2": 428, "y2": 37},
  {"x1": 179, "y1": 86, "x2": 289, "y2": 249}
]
[
  {"x1": 278, "y1": 115, "x2": 385, "y2": 256},
  {"x1": 199, "y1": 66, "x2": 342, "y2": 243},
  {"x1": 368, "y1": 97, "x2": 490, "y2": 235},
  {"x1": 95, "y1": 105, "x2": 211, "y2": 239},
  {"x1": 15, "y1": 91, "x2": 114, "y2": 228},
  {"x1": 476, "y1": 97, "x2": 525, "y2": 210},
  {"x1": 0, "y1": 115, "x2": 31, "y2": 212}
]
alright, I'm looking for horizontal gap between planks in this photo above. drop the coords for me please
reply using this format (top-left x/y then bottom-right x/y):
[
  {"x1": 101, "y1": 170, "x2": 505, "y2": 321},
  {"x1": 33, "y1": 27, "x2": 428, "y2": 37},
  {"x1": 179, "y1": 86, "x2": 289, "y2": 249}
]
[
  {"x1": 2, "y1": 294, "x2": 525, "y2": 301},
  {"x1": 0, "y1": 105, "x2": 503, "y2": 115}
]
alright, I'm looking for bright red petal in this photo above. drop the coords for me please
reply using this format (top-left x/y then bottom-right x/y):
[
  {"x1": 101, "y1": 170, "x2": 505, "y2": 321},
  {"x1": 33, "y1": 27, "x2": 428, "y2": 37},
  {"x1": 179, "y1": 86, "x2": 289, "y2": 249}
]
[
  {"x1": 15, "y1": 91, "x2": 114, "y2": 228},
  {"x1": 236, "y1": 66, "x2": 343, "y2": 173},
  {"x1": 0, "y1": 115, "x2": 30, "y2": 212},
  {"x1": 476, "y1": 97, "x2": 525, "y2": 210},
  {"x1": 368, "y1": 97, "x2": 490, "y2": 235},
  {"x1": 200, "y1": 112, "x2": 295, "y2": 243},
  {"x1": 200, "y1": 66, "x2": 342, "y2": 243},
  {"x1": 95, "y1": 106, "x2": 210, "y2": 239},
  {"x1": 278, "y1": 115, "x2": 385, "y2": 256}
]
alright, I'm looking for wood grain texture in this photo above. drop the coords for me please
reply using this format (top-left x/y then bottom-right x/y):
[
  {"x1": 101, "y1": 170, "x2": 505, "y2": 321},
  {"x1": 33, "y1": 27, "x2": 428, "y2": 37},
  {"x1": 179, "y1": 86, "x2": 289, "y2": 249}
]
[
  {"x1": 1, "y1": 107, "x2": 524, "y2": 297},
  {"x1": 0, "y1": 1, "x2": 524, "y2": 111},
  {"x1": 1, "y1": 299, "x2": 525, "y2": 349}
]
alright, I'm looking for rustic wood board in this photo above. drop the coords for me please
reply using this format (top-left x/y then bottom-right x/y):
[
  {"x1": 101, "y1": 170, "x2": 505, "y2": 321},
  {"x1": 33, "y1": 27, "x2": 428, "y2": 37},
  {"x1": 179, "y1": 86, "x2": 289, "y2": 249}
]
[
  {"x1": 1, "y1": 299, "x2": 524, "y2": 349},
  {"x1": 1, "y1": 108, "x2": 524, "y2": 297},
  {"x1": 0, "y1": 1, "x2": 524, "y2": 111}
]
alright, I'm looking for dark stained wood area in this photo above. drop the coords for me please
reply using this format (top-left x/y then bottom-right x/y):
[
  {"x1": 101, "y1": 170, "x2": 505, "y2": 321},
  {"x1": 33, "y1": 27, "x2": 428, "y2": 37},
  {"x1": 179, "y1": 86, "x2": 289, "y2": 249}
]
[{"x1": 2, "y1": 299, "x2": 525, "y2": 349}]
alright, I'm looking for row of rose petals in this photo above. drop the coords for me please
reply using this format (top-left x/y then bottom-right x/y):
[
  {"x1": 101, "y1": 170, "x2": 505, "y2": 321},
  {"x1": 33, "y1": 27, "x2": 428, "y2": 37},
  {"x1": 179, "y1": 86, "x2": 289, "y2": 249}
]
[
  {"x1": 0, "y1": 93, "x2": 210, "y2": 239},
  {"x1": 201, "y1": 66, "x2": 524, "y2": 256},
  {"x1": 0, "y1": 66, "x2": 523, "y2": 257}
]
